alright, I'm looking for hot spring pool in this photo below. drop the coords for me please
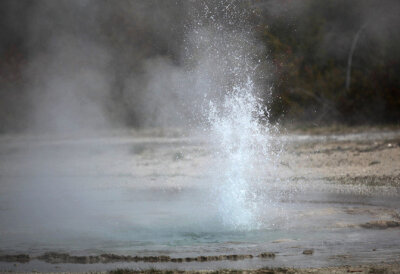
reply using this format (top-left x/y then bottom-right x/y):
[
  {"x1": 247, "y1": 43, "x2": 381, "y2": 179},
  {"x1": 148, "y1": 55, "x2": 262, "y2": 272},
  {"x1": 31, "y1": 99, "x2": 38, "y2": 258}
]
[{"x1": 0, "y1": 132, "x2": 399, "y2": 271}]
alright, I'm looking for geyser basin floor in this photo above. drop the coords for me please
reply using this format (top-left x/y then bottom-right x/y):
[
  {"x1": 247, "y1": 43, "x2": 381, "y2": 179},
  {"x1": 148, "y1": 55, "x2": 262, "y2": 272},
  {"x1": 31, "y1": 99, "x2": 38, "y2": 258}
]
[{"x1": 0, "y1": 128, "x2": 400, "y2": 272}]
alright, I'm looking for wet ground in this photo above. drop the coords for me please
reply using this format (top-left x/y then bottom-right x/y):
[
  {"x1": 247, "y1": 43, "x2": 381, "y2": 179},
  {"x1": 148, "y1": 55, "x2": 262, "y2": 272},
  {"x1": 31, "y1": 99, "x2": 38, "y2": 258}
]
[{"x1": 0, "y1": 128, "x2": 399, "y2": 272}]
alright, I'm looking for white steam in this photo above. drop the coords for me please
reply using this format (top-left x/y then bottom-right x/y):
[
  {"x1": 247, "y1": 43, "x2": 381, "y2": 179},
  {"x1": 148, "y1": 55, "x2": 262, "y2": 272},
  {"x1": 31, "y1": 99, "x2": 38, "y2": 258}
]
[{"x1": 27, "y1": 35, "x2": 113, "y2": 132}]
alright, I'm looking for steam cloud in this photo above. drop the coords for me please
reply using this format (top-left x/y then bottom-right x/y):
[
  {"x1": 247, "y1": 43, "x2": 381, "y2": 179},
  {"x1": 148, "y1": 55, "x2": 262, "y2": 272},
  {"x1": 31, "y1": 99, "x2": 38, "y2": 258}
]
[
  {"x1": 0, "y1": 0, "x2": 399, "y2": 131},
  {"x1": 1, "y1": 0, "x2": 399, "y2": 255}
]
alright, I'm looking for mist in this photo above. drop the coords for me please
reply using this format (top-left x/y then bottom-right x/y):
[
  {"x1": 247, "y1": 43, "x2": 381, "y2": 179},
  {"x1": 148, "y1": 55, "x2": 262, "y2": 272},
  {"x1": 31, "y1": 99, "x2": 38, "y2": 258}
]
[
  {"x1": 1, "y1": 1, "x2": 400, "y2": 270},
  {"x1": 0, "y1": 0, "x2": 274, "y2": 250},
  {"x1": 0, "y1": 0, "x2": 187, "y2": 133},
  {"x1": 1, "y1": 0, "x2": 399, "y2": 132}
]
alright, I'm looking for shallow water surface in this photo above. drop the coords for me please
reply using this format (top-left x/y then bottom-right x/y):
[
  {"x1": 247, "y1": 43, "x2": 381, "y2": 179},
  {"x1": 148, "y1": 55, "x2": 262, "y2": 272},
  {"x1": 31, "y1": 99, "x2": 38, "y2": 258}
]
[{"x1": 0, "y1": 132, "x2": 399, "y2": 271}]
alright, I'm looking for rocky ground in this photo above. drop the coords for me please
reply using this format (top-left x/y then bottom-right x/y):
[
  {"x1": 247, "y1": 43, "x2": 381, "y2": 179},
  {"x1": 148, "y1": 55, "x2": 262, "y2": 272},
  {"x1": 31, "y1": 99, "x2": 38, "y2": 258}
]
[
  {"x1": 282, "y1": 126, "x2": 400, "y2": 181},
  {"x1": 109, "y1": 263, "x2": 400, "y2": 273}
]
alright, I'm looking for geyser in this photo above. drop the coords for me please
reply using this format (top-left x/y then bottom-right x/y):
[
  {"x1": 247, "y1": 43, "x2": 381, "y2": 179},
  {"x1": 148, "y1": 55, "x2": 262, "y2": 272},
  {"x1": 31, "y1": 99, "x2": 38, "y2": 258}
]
[
  {"x1": 2, "y1": 1, "x2": 400, "y2": 272},
  {"x1": 207, "y1": 77, "x2": 275, "y2": 230},
  {"x1": 183, "y1": 3, "x2": 277, "y2": 230}
]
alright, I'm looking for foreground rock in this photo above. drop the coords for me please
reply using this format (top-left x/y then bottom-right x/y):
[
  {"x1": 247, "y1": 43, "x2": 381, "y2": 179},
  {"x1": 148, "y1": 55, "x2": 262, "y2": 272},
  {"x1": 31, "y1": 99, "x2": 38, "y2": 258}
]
[
  {"x1": 0, "y1": 254, "x2": 29, "y2": 263},
  {"x1": 360, "y1": 220, "x2": 400, "y2": 229},
  {"x1": 0, "y1": 252, "x2": 275, "y2": 264},
  {"x1": 109, "y1": 263, "x2": 400, "y2": 273}
]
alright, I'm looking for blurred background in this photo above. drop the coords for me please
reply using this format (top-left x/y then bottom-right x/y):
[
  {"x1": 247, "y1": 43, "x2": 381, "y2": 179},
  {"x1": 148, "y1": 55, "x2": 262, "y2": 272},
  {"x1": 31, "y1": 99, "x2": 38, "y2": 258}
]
[{"x1": 0, "y1": 0, "x2": 399, "y2": 133}]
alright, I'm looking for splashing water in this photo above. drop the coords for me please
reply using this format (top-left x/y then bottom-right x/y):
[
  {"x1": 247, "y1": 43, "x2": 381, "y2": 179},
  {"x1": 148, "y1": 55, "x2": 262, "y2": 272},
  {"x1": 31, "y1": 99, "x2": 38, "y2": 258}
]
[
  {"x1": 184, "y1": 2, "x2": 278, "y2": 231},
  {"x1": 207, "y1": 76, "x2": 275, "y2": 230}
]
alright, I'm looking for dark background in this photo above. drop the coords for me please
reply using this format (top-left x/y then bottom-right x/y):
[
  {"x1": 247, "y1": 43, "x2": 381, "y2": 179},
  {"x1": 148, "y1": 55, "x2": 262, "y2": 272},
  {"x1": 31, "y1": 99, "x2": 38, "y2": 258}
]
[{"x1": 0, "y1": 0, "x2": 399, "y2": 133}]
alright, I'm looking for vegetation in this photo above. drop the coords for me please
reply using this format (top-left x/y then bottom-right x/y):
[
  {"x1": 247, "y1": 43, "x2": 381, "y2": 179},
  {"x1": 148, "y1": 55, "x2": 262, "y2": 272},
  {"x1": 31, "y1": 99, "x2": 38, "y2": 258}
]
[{"x1": 255, "y1": 0, "x2": 400, "y2": 125}]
